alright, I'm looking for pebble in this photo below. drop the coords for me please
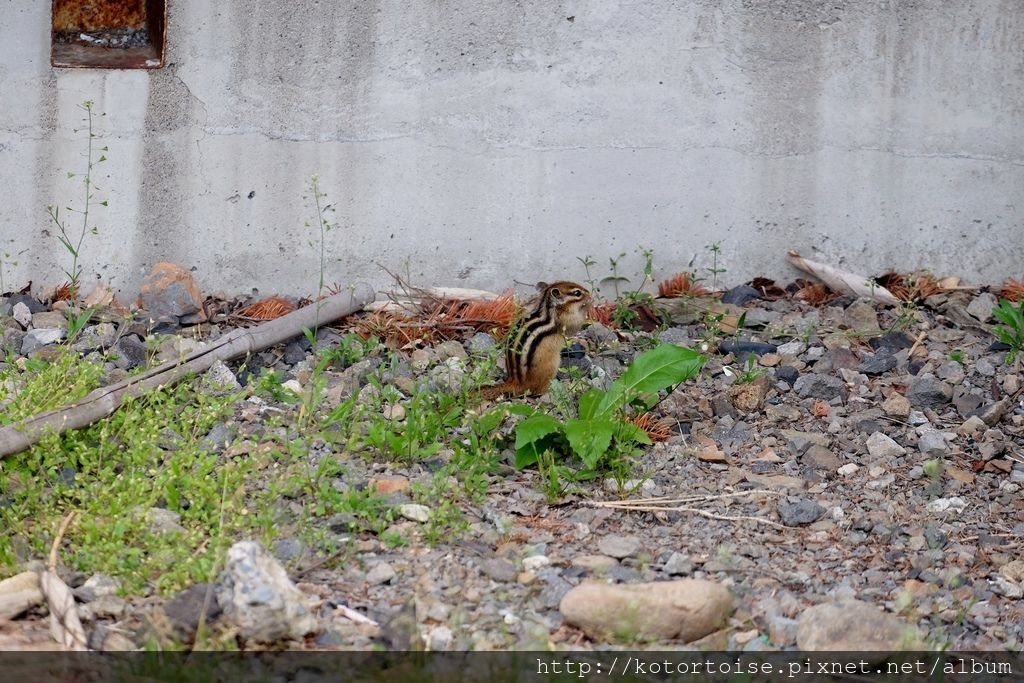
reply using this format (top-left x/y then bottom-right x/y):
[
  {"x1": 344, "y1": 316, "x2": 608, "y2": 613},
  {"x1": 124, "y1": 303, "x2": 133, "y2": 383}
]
[
  {"x1": 865, "y1": 432, "x2": 906, "y2": 459},
  {"x1": 397, "y1": 504, "x2": 431, "y2": 523},
  {"x1": 797, "y1": 599, "x2": 921, "y2": 652},
  {"x1": 906, "y1": 374, "x2": 953, "y2": 408},
  {"x1": 366, "y1": 562, "x2": 397, "y2": 585},
  {"x1": 793, "y1": 373, "x2": 847, "y2": 402},
  {"x1": 778, "y1": 500, "x2": 825, "y2": 527},
  {"x1": 663, "y1": 552, "x2": 694, "y2": 576},
  {"x1": 480, "y1": 558, "x2": 518, "y2": 583},
  {"x1": 597, "y1": 534, "x2": 642, "y2": 559},
  {"x1": 522, "y1": 555, "x2": 550, "y2": 572}
]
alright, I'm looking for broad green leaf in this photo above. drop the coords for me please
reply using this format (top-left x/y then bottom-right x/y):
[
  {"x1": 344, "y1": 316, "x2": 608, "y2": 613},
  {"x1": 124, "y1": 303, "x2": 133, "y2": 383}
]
[
  {"x1": 597, "y1": 343, "x2": 706, "y2": 415},
  {"x1": 563, "y1": 417, "x2": 615, "y2": 470},
  {"x1": 504, "y1": 404, "x2": 540, "y2": 418},
  {"x1": 514, "y1": 414, "x2": 561, "y2": 450},
  {"x1": 476, "y1": 407, "x2": 507, "y2": 435},
  {"x1": 576, "y1": 388, "x2": 604, "y2": 420},
  {"x1": 515, "y1": 434, "x2": 559, "y2": 469}
]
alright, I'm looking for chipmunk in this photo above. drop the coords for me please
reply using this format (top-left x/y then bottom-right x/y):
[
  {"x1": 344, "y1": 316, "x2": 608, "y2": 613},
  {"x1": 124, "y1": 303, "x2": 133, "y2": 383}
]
[{"x1": 480, "y1": 281, "x2": 593, "y2": 400}]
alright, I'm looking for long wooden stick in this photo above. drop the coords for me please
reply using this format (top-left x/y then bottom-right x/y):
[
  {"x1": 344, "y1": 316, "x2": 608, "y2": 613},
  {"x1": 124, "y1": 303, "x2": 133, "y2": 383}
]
[{"x1": 0, "y1": 284, "x2": 375, "y2": 458}]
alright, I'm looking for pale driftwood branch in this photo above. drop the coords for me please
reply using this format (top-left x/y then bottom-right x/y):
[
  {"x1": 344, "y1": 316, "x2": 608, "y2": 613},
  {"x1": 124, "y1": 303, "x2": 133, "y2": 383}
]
[
  {"x1": 40, "y1": 571, "x2": 87, "y2": 650},
  {"x1": 787, "y1": 251, "x2": 901, "y2": 305},
  {"x1": 40, "y1": 512, "x2": 87, "y2": 650},
  {"x1": 589, "y1": 490, "x2": 787, "y2": 529},
  {"x1": 0, "y1": 284, "x2": 375, "y2": 458}
]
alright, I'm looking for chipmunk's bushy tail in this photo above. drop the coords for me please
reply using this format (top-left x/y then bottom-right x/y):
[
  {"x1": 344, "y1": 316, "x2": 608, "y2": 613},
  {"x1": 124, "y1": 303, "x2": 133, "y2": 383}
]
[{"x1": 478, "y1": 381, "x2": 516, "y2": 401}]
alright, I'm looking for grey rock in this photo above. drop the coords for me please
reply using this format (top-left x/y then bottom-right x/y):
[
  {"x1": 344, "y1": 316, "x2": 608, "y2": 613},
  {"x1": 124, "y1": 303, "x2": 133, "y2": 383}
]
[
  {"x1": 953, "y1": 388, "x2": 985, "y2": 417},
  {"x1": 797, "y1": 600, "x2": 922, "y2": 652},
  {"x1": 917, "y1": 430, "x2": 950, "y2": 455},
  {"x1": 112, "y1": 335, "x2": 147, "y2": 370},
  {"x1": 581, "y1": 323, "x2": 618, "y2": 346},
  {"x1": 79, "y1": 594, "x2": 127, "y2": 621},
  {"x1": 201, "y1": 422, "x2": 235, "y2": 453},
  {"x1": 597, "y1": 534, "x2": 642, "y2": 559},
  {"x1": 858, "y1": 352, "x2": 897, "y2": 375},
  {"x1": 773, "y1": 365, "x2": 800, "y2": 386},
  {"x1": 975, "y1": 357, "x2": 996, "y2": 377},
  {"x1": 480, "y1": 558, "x2": 517, "y2": 583},
  {"x1": 466, "y1": 332, "x2": 497, "y2": 353},
  {"x1": 965, "y1": 292, "x2": 997, "y2": 322},
  {"x1": 283, "y1": 339, "x2": 310, "y2": 365},
  {"x1": 272, "y1": 538, "x2": 306, "y2": 563},
  {"x1": 538, "y1": 569, "x2": 573, "y2": 609},
  {"x1": 366, "y1": 561, "x2": 397, "y2": 585},
  {"x1": 906, "y1": 374, "x2": 952, "y2": 409},
  {"x1": 72, "y1": 322, "x2": 117, "y2": 351},
  {"x1": 202, "y1": 360, "x2": 241, "y2": 395},
  {"x1": 146, "y1": 507, "x2": 185, "y2": 534},
  {"x1": 73, "y1": 574, "x2": 121, "y2": 603},
  {"x1": 433, "y1": 340, "x2": 468, "y2": 362},
  {"x1": 866, "y1": 432, "x2": 906, "y2": 459},
  {"x1": 842, "y1": 301, "x2": 880, "y2": 333},
  {"x1": 936, "y1": 361, "x2": 965, "y2": 384},
  {"x1": 804, "y1": 445, "x2": 842, "y2": 471},
  {"x1": 11, "y1": 302, "x2": 31, "y2": 328},
  {"x1": 21, "y1": 328, "x2": 65, "y2": 354},
  {"x1": 778, "y1": 500, "x2": 825, "y2": 527},
  {"x1": 663, "y1": 552, "x2": 694, "y2": 576},
  {"x1": 793, "y1": 373, "x2": 847, "y2": 402},
  {"x1": 216, "y1": 541, "x2": 317, "y2": 643},
  {"x1": 657, "y1": 327, "x2": 692, "y2": 346},
  {"x1": 31, "y1": 311, "x2": 68, "y2": 330},
  {"x1": 6, "y1": 294, "x2": 45, "y2": 314}
]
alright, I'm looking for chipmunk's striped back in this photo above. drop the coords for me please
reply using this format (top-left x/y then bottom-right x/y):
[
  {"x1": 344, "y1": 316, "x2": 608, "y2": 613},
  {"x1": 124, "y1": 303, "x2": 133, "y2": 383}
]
[{"x1": 480, "y1": 281, "x2": 592, "y2": 399}]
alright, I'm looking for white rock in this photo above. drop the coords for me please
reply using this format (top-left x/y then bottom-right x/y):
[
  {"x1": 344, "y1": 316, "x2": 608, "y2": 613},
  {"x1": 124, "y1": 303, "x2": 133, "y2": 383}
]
[
  {"x1": 426, "y1": 625, "x2": 453, "y2": 651},
  {"x1": 866, "y1": 432, "x2": 906, "y2": 459},
  {"x1": 398, "y1": 503, "x2": 431, "y2": 523},
  {"x1": 837, "y1": 463, "x2": 859, "y2": 477},
  {"x1": 522, "y1": 555, "x2": 550, "y2": 572},
  {"x1": 281, "y1": 379, "x2": 303, "y2": 394},
  {"x1": 926, "y1": 497, "x2": 968, "y2": 513},
  {"x1": 11, "y1": 302, "x2": 31, "y2": 328},
  {"x1": 216, "y1": 541, "x2": 317, "y2": 644},
  {"x1": 366, "y1": 562, "x2": 396, "y2": 585}
]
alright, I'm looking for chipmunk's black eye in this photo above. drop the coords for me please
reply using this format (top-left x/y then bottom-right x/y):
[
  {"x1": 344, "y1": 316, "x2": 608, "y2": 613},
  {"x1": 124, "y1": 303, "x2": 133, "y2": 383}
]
[{"x1": 570, "y1": 289, "x2": 582, "y2": 296}]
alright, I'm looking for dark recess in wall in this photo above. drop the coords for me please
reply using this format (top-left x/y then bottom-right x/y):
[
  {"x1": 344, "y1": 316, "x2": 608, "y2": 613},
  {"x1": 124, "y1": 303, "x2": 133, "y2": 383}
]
[{"x1": 51, "y1": 0, "x2": 166, "y2": 69}]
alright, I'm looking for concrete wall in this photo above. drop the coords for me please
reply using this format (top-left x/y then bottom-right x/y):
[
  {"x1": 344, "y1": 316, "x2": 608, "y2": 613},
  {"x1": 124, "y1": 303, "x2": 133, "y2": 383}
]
[{"x1": 1, "y1": 0, "x2": 1022, "y2": 299}]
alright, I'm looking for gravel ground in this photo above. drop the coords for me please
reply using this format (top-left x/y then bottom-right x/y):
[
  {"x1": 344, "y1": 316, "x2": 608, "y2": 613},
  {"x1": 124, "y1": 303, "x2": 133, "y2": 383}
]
[{"x1": 1, "y1": 283, "x2": 1022, "y2": 651}]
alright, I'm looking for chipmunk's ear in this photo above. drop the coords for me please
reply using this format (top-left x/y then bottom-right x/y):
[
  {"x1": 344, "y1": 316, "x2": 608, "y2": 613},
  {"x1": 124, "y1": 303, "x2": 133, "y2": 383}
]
[{"x1": 535, "y1": 281, "x2": 549, "y2": 292}]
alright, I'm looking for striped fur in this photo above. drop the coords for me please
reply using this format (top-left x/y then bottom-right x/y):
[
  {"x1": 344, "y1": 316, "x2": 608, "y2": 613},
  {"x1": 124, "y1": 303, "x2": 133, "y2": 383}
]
[{"x1": 480, "y1": 281, "x2": 592, "y2": 399}]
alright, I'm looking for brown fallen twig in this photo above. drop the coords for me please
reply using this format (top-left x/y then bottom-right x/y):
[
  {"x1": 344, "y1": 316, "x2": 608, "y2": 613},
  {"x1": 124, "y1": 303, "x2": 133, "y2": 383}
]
[{"x1": 0, "y1": 284, "x2": 375, "y2": 458}]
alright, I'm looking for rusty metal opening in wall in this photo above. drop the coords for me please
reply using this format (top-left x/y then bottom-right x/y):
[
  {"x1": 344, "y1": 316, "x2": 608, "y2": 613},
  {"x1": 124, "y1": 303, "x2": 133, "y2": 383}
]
[{"x1": 51, "y1": 0, "x2": 167, "y2": 69}]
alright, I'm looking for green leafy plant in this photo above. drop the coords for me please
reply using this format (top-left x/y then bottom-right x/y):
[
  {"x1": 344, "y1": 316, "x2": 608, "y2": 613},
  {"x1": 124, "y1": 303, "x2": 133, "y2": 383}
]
[
  {"x1": 504, "y1": 343, "x2": 705, "y2": 481},
  {"x1": 704, "y1": 241, "x2": 726, "y2": 292},
  {"x1": 948, "y1": 350, "x2": 965, "y2": 366},
  {"x1": 726, "y1": 354, "x2": 764, "y2": 384},
  {"x1": 601, "y1": 252, "x2": 629, "y2": 299},
  {"x1": 992, "y1": 298, "x2": 1024, "y2": 364},
  {"x1": 47, "y1": 100, "x2": 107, "y2": 301},
  {"x1": 303, "y1": 173, "x2": 335, "y2": 340},
  {"x1": 576, "y1": 255, "x2": 600, "y2": 295}
]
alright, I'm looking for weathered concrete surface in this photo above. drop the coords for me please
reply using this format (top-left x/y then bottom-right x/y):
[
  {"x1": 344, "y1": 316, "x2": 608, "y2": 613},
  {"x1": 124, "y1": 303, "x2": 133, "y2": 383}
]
[{"x1": 1, "y1": 1, "x2": 1022, "y2": 297}]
